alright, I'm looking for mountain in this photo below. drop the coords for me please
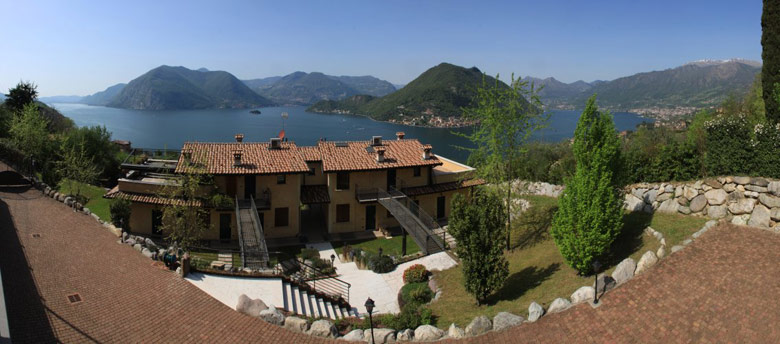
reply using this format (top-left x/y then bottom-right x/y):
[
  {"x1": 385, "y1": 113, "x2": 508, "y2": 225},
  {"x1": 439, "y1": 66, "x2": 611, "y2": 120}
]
[
  {"x1": 242, "y1": 76, "x2": 284, "y2": 90},
  {"x1": 327, "y1": 75, "x2": 395, "y2": 97},
  {"x1": 522, "y1": 76, "x2": 593, "y2": 107},
  {"x1": 242, "y1": 73, "x2": 395, "y2": 105},
  {"x1": 308, "y1": 62, "x2": 513, "y2": 126},
  {"x1": 108, "y1": 66, "x2": 273, "y2": 110},
  {"x1": 39, "y1": 95, "x2": 83, "y2": 104},
  {"x1": 81, "y1": 83, "x2": 126, "y2": 106}
]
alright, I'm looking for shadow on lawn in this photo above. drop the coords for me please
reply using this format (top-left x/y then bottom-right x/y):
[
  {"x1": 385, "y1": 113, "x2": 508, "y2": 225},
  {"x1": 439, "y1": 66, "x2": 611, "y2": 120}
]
[
  {"x1": 510, "y1": 203, "x2": 558, "y2": 250},
  {"x1": 486, "y1": 263, "x2": 561, "y2": 305},
  {"x1": 602, "y1": 211, "x2": 654, "y2": 269}
]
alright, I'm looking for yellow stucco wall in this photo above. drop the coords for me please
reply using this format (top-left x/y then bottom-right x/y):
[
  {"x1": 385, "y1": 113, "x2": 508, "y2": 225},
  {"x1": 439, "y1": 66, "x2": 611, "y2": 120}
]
[
  {"x1": 127, "y1": 203, "x2": 237, "y2": 240},
  {"x1": 304, "y1": 161, "x2": 327, "y2": 185}
]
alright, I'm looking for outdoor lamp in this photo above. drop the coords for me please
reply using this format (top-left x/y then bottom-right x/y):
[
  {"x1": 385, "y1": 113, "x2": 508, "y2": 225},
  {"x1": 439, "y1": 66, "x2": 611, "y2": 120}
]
[
  {"x1": 330, "y1": 254, "x2": 336, "y2": 267},
  {"x1": 365, "y1": 297, "x2": 375, "y2": 344},
  {"x1": 592, "y1": 260, "x2": 602, "y2": 304}
]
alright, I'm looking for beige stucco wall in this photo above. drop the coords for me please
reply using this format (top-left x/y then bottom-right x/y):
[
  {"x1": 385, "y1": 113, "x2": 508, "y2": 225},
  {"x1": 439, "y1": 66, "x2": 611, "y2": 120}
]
[
  {"x1": 304, "y1": 161, "x2": 327, "y2": 185},
  {"x1": 256, "y1": 174, "x2": 302, "y2": 238},
  {"x1": 396, "y1": 166, "x2": 431, "y2": 188},
  {"x1": 127, "y1": 203, "x2": 237, "y2": 241}
]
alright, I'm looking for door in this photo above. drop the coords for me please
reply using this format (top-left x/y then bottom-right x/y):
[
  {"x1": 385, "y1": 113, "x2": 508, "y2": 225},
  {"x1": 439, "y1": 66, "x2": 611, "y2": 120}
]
[
  {"x1": 152, "y1": 209, "x2": 162, "y2": 237},
  {"x1": 387, "y1": 169, "x2": 396, "y2": 190},
  {"x1": 437, "y1": 196, "x2": 446, "y2": 220},
  {"x1": 244, "y1": 175, "x2": 256, "y2": 199},
  {"x1": 365, "y1": 205, "x2": 376, "y2": 231},
  {"x1": 219, "y1": 214, "x2": 231, "y2": 242}
]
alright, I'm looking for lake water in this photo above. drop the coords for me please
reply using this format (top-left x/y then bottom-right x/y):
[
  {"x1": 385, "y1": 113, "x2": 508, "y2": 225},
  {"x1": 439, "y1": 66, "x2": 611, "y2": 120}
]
[{"x1": 52, "y1": 104, "x2": 653, "y2": 163}]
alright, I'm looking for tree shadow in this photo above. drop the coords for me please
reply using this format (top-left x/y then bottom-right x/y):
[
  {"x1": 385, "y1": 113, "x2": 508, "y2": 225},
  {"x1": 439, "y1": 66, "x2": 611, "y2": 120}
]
[
  {"x1": 485, "y1": 263, "x2": 561, "y2": 305},
  {"x1": 510, "y1": 203, "x2": 558, "y2": 250},
  {"x1": 602, "y1": 211, "x2": 654, "y2": 268}
]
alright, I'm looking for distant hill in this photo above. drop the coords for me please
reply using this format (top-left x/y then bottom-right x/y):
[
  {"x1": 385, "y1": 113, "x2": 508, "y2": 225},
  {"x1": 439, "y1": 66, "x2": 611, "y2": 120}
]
[
  {"x1": 242, "y1": 76, "x2": 283, "y2": 90},
  {"x1": 242, "y1": 72, "x2": 395, "y2": 105},
  {"x1": 39, "y1": 95, "x2": 83, "y2": 104},
  {"x1": 81, "y1": 83, "x2": 126, "y2": 106},
  {"x1": 108, "y1": 66, "x2": 273, "y2": 110},
  {"x1": 308, "y1": 62, "x2": 511, "y2": 125},
  {"x1": 327, "y1": 75, "x2": 395, "y2": 97}
]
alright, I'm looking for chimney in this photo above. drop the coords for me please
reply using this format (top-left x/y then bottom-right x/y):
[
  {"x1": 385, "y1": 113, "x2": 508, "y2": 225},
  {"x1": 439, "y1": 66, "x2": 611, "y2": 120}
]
[
  {"x1": 375, "y1": 146, "x2": 386, "y2": 163},
  {"x1": 421, "y1": 144, "x2": 433, "y2": 160},
  {"x1": 235, "y1": 134, "x2": 244, "y2": 143},
  {"x1": 233, "y1": 149, "x2": 242, "y2": 166},
  {"x1": 371, "y1": 135, "x2": 382, "y2": 146},
  {"x1": 396, "y1": 132, "x2": 405, "y2": 140},
  {"x1": 270, "y1": 137, "x2": 281, "y2": 149}
]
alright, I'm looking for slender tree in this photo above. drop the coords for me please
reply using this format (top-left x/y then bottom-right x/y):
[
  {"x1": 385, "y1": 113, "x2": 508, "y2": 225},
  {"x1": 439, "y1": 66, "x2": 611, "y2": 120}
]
[
  {"x1": 9, "y1": 103, "x2": 49, "y2": 161},
  {"x1": 551, "y1": 95, "x2": 623, "y2": 275},
  {"x1": 459, "y1": 74, "x2": 548, "y2": 250},
  {"x1": 56, "y1": 139, "x2": 100, "y2": 201},
  {"x1": 448, "y1": 189, "x2": 508, "y2": 305},
  {"x1": 157, "y1": 171, "x2": 213, "y2": 251},
  {"x1": 5, "y1": 81, "x2": 38, "y2": 113},
  {"x1": 762, "y1": 0, "x2": 780, "y2": 123}
]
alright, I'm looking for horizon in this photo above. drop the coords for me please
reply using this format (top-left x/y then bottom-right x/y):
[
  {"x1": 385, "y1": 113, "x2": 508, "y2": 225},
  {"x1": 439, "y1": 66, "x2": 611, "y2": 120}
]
[{"x1": 0, "y1": 0, "x2": 762, "y2": 97}]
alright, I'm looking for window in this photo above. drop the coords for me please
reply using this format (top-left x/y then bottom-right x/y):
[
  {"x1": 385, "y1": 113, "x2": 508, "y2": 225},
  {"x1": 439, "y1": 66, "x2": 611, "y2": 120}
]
[
  {"x1": 277, "y1": 175, "x2": 286, "y2": 184},
  {"x1": 275, "y1": 207, "x2": 289, "y2": 227},
  {"x1": 337, "y1": 172, "x2": 350, "y2": 190},
  {"x1": 308, "y1": 167, "x2": 316, "y2": 176},
  {"x1": 413, "y1": 166, "x2": 421, "y2": 177},
  {"x1": 336, "y1": 204, "x2": 350, "y2": 223}
]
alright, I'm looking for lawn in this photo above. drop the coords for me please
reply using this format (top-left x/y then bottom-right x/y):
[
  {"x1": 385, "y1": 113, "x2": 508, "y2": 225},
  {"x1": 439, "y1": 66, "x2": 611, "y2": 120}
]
[
  {"x1": 331, "y1": 235, "x2": 421, "y2": 258},
  {"x1": 428, "y1": 195, "x2": 708, "y2": 327},
  {"x1": 57, "y1": 179, "x2": 111, "y2": 222},
  {"x1": 189, "y1": 250, "x2": 243, "y2": 268}
]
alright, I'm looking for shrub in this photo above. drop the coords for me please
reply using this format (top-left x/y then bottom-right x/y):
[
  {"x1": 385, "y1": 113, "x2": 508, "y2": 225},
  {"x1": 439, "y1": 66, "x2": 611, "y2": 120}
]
[
  {"x1": 109, "y1": 198, "x2": 131, "y2": 229},
  {"x1": 300, "y1": 248, "x2": 320, "y2": 261},
  {"x1": 402, "y1": 264, "x2": 428, "y2": 284},
  {"x1": 399, "y1": 282, "x2": 433, "y2": 307},
  {"x1": 209, "y1": 193, "x2": 234, "y2": 209},
  {"x1": 382, "y1": 303, "x2": 433, "y2": 330},
  {"x1": 368, "y1": 254, "x2": 395, "y2": 273}
]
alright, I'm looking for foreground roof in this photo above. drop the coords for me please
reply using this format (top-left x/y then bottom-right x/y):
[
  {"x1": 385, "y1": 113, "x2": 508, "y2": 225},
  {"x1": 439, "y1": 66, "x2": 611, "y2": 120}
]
[
  {"x1": 317, "y1": 139, "x2": 442, "y2": 172},
  {"x1": 175, "y1": 142, "x2": 310, "y2": 175}
]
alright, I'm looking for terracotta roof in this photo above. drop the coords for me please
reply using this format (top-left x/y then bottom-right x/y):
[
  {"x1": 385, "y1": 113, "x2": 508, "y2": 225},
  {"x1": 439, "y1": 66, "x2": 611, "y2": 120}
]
[
  {"x1": 104, "y1": 186, "x2": 204, "y2": 207},
  {"x1": 175, "y1": 142, "x2": 309, "y2": 175},
  {"x1": 297, "y1": 146, "x2": 322, "y2": 161},
  {"x1": 401, "y1": 178, "x2": 485, "y2": 197},
  {"x1": 300, "y1": 185, "x2": 330, "y2": 204},
  {"x1": 318, "y1": 139, "x2": 442, "y2": 172}
]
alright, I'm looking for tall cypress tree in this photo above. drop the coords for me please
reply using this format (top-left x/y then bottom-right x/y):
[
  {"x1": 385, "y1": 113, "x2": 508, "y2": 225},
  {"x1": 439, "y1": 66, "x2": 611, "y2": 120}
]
[
  {"x1": 551, "y1": 95, "x2": 623, "y2": 275},
  {"x1": 762, "y1": 0, "x2": 780, "y2": 123}
]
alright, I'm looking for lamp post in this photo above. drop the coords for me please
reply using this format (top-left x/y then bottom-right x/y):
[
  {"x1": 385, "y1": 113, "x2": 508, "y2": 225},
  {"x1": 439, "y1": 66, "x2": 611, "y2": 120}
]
[
  {"x1": 365, "y1": 297, "x2": 375, "y2": 344},
  {"x1": 330, "y1": 254, "x2": 336, "y2": 269},
  {"x1": 592, "y1": 260, "x2": 602, "y2": 304}
]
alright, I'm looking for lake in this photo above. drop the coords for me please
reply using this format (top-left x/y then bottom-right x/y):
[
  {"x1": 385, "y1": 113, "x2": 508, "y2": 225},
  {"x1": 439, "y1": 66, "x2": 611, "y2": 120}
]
[{"x1": 52, "y1": 104, "x2": 653, "y2": 163}]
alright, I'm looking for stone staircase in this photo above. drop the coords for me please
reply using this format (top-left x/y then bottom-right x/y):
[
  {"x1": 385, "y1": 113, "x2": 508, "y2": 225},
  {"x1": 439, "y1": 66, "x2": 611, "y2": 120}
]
[
  {"x1": 281, "y1": 281, "x2": 359, "y2": 320},
  {"x1": 433, "y1": 225, "x2": 457, "y2": 249}
]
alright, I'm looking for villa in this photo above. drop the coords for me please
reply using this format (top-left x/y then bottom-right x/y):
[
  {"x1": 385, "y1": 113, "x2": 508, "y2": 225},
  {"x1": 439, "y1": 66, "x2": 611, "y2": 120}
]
[{"x1": 106, "y1": 132, "x2": 483, "y2": 267}]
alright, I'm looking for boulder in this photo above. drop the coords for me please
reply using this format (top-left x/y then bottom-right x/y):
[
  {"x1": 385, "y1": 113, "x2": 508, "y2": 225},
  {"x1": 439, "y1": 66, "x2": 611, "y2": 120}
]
[
  {"x1": 707, "y1": 205, "x2": 728, "y2": 219},
  {"x1": 694, "y1": 180, "x2": 703, "y2": 190},
  {"x1": 365, "y1": 328, "x2": 396, "y2": 343},
  {"x1": 748, "y1": 204, "x2": 771, "y2": 228},
  {"x1": 665, "y1": 184, "x2": 674, "y2": 193},
  {"x1": 644, "y1": 189, "x2": 658, "y2": 204},
  {"x1": 731, "y1": 215, "x2": 751, "y2": 226},
  {"x1": 259, "y1": 305, "x2": 285, "y2": 325},
  {"x1": 635, "y1": 251, "x2": 658, "y2": 274},
  {"x1": 527, "y1": 301, "x2": 545, "y2": 322},
  {"x1": 611, "y1": 258, "x2": 637, "y2": 284},
  {"x1": 308, "y1": 319, "x2": 337, "y2": 338},
  {"x1": 704, "y1": 189, "x2": 727, "y2": 205},
  {"x1": 570, "y1": 286, "x2": 595, "y2": 304},
  {"x1": 413, "y1": 325, "x2": 443, "y2": 341},
  {"x1": 674, "y1": 186, "x2": 683, "y2": 198},
  {"x1": 769, "y1": 181, "x2": 780, "y2": 196},
  {"x1": 657, "y1": 193, "x2": 672, "y2": 202},
  {"x1": 689, "y1": 195, "x2": 707, "y2": 213},
  {"x1": 141, "y1": 248, "x2": 154, "y2": 259},
  {"x1": 657, "y1": 199, "x2": 679, "y2": 213},
  {"x1": 683, "y1": 186, "x2": 698, "y2": 200},
  {"x1": 642, "y1": 204, "x2": 654, "y2": 214},
  {"x1": 705, "y1": 220, "x2": 719, "y2": 228},
  {"x1": 631, "y1": 188, "x2": 647, "y2": 200},
  {"x1": 728, "y1": 196, "x2": 756, "y2": 214},
  {"x1": 759, "y1": 194, "x2": 780, "y2": 208},
  {"x1": 702, "y1": 184, "x2": 712, "y2": 192},
  {"x1": 90, "y1": 213, "x2": 100, "y2": 221},
  {"x1": 671, "y1": 245, "x2": 684, "y2": 253},
  {"x1": 704, "y1": 179, "x2": 723, "y2": 189},
  {"x1": 656, "y1": 245, "x2": 666, "y2": 259},
  {"x1": 124, "y1": 239, "x2": 136, "y2": 246},
  {"x1": 133, "y1": 243, "x2": 143, "y2": 252},
  {"x1": 144, "y1": 238, "x2": 157, "y2": 248},
  {"x1": 723, "y1": 183, "x2": 737, "y2": 192},
  {"x1": 733, "y1": 176, "x2": 751, "y2": 185},
  {"x1": 750, "y1": 177, "x2": 769, "y2": 187},
  {"x1": 683, "y1": 239, "x2": 693, "y2": 245},
  {"x1": 342, "y1": 329, "x2": 364, "y2": 341},
  {"x1": 746, "y1": 185, "x2": 768, "y2": 193},
  {"x1": 283, "y1": 316, "x2": 309, "y2": 333},
  {"x1": 692, "y1": 226, "x2": 710, "y2": 239},
  {"x1": 771, "y1": 208, "x2": 780, "y2": 222},
  {"x1": 547, "y1": 298, "x2": 572, "y2": 313},
  {"x1": 624, "y1": 194, "x2": 645, "y2": 212},
  {"x1": 83, "y1": 208, "x2": 91, "y2": 216},
  {"x1": 447, "y1": 323, "x2": 465, "y2": 339},
  {"x1": 678, "y1": 206, "x2": 691, "y2": 215},
  {"x1": 465, "y1": 316, "x2": 492, "y2": 337},
  {"x1": 593, "y1": 274, "x2": 616, "y2": 294},
  {"x1": 492, "y1": 312, "x2": 524, "y2": 331},
  {"x1": 727, "y1": 190, "x2": 745, "y2": 202},
  {"x1": 236, "y1": 294, "x2": 267, "y2": 317},
  {"x1": 396, "y1": 329, "x2": 413, "y2": 342},
  {"x1": 746, "y1": 191, "x2": 760, "y2": 198}
]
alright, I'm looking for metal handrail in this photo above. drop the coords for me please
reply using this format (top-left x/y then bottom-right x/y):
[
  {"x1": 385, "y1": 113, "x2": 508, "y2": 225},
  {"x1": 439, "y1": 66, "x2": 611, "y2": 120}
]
[
  {"x1": 269, "y1": 251, "x2": 351, "y2": 304},
  {"x1": 236, "y1": 195, "x2": 246, "y2": 268},
  {"x1": 249, "y1": 195, "x2": 271, "y2": 267}
]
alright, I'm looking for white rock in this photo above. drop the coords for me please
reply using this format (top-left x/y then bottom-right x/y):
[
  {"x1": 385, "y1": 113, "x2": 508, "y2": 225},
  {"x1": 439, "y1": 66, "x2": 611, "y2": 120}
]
[
  {"x1": 759, "y1": 193, "x2": 780, "y2": 208},
  {"x1": 365, "y1": 328, "x2": 396, "y2": 343},
  {"x1": 259, "y1": 306, "x2": 285, "y2": 325},
  {"x1": 644, "y1": 189, "x2": 658, "y2": 204},
  {"x1": 447, "y1": 323, "x2": 465, "y2": 339},
  {"x1": 547, "y1": 298, "x2": 572, "y2": 313},
  {"x1": 731, "y1": 214, "x2": 751, "y2": 225},
  {"x1": 624, "y1": 194, "x2": 645, "y2": 212},
  {"x1": 465, "y1": 315, "x2": 492, "y2": 337},
  {"x1": 413, "y1": 325, "x2": 443, "y2": 341},
  {"x1": 704, "y1": 189, "x2": 728, "y2": 205},
  {"x1": 723, "y1": 183, "x2": 737, "y2": 192},
  {"x1": 656, "y1": 245, "x2": 666, "y2": 259},
  {"x1": 769, "y1": 181, "x2": 780, "y2": 196},
  {"x1": 671, "y1": 245, "x2": 684, "y2": 253},
  {"x1": 689, "y1": 195, "x2": 707, "y2": 213},
  {"x1": 657, "y1": 199, "x2": 679, "y2": 213},
  {"x1": 396, "y1": 329, "x2": 413, "y2": 342},
  {"x1": 748, "y1": 204, "x2": 772, "y2": 228},
  {"x1": 729, "y1": 198, "x2": 757, "y2": 215},
  {"x1": 675, "y1": 186, "x2": 683, "y2": 198},
  {"x1": 707, "y1": 205, "x2": 728, "y2": 219},
  {"x1": 570, "y1": 286, "x2": 595, "y2": 304},
  {"x1": 342, "y1": 329, "x2": 363, "y2": 341},
  {"x1": 283, "y1": 316, "x2": 309, "y2": 333},
  {"x1": 492, "y1": 312, "x2": 524, "y2": 332},
  {"x1": 635, "y1": 251, "x2": 658, "y2": 274},
  {"x1": 733, "y1": 176, "x2": 751, "y2": 185},
  {"x1": 308, "y1": 319, "x2": 338, "y2": 338},
  {"x1": 771, "y1": 208, "x2": 780, "y2": 222},
  {"x1": 528, "y1": 301, "x2": 544, "y2": 322},
  {"x1": 611, "y1": 258, "x2": 637, "y2": 284}
]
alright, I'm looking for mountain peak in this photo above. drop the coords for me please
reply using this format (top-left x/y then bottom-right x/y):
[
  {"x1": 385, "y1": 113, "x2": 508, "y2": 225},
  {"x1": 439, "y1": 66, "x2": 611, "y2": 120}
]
[{"x1": 683, "y1": 58, "x2": 762, "y2": 68}]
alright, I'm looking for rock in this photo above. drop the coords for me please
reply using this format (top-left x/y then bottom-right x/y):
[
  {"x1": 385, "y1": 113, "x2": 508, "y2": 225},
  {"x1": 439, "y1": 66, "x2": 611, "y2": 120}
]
[
  {"x1": 678, "y1": 206, "x2": 691, "y2": 215},
  {"x1": 665, "y1": 184, "x2": 674, "y2": 193},
  {"x1": 657, "y1": 193, "x2": 672, "y2": 202},
  {"x1": 236, "y1": 294, "x2": 267, "y2": 317},
  {"x1": 342, "y1": 329, "x2": 363, "y2": 341},
  {"x1": 570, "y1": 286, "x2": 595, "y2": 304},
  {"x1": 492, "y1": 312, "x2": 524, "y2": 332},
  {"x1": 447, "y1": 323, "x2": 465, "y2": 339},
  {"x1": 705, "y1": 220, "x2": 719, "y2": 229},
  {"x1": 704, "y1": 179, "x2": 723, "y2": 189},
  {"x1": 657, "y1": 199, "x2": 679, "y2": 213},
  {"x1": 83, "y1": 208, "x2": 91, "y2": 216},
  {"x1": 769, "y1": 181, "x2": 780, "y2": 196},
  {"x1": 689, "y1": 195, "x2": 707, "y2": 213},
  {"x1": 746, "y1": 191, "x2": 760, "y2": 198},
  {"x1": 737, "y1": 184, "x2": 746, "y2": 192},
  {"x1": 547, "y1": 298, "x2": 572, "y2": 313},
  {"x1": 396, "y1": 329, "x2": 413, "y2": 341},
  {"x1": 283, "y1": 316, "x2": 308, "y2": 333},
  {"x1": 635, "y1": 251, "x2": 658, "y2": 274},
  {"x1": 644, "y1": 189, "x2": 658, "y2": 204},
  {"x1": 124, "y1": 239, "x2": 136, "y2": 246},
  {"x1": 727, "y1": 190, "x2": 745, "y2": 202},
  {"x1": 642, "y1": 204, "x2": 654, "y2": 214},
  {"x1": 704, "y1": 189, "x2": 727, "y2": 205},
  {"x1": 692, "y1": 226, "x2": 710, "y2": 239},
  {"x1": 631, "y1": 188, "x2": 647, "y2": 200},
  {"x1": 675, "y1": 186, "x2": 683, "y2": 198},
  {"x1": 365, "y1": 328, "x2": 396, "y2": 343},
  {"x1": 759, "y1": 194, "x2": 780, "y2": 208},
  {"x1": 656, "y1": 246, "x2": 666, "y2": 259},
  {"x1": 528, "y1": 301, "x2": 545, "y2": 322},
  {"x1": 702, "y1": 184, "x2": 712, "y2": 192},
  {"x1": 141, "y1": 248, "x2": 154, "y2": 259},
  {"x1": 671, "y1": 245, "x2": 684, "y2": 253},
  {"x1": 729, "y1": 198, "x2": 756, "y2": 215},
  {"x1": 413, "y1": 325, "x2": 443, "y2": 341},
  {"x1": 624, "y1": 194, "x2": 645, "y2": 212},
  {"x1": 90, "y1": 213, "x2": 100, "y2": 221},
  {"x1": 771, "y1": 208, "x2": 780, "y2": 222},
  {"x1": 612, "y1": 258, "x2": 637, "y2": 284},
  {"x1": 748, "y1": 204, "x2": 771, "y2": 228},
  {"x1": 122, "y1": 232, "x2": 129, "y2": 241},
  {"x1": 133, "y1": 243, "x2": 143, "y2": 252},
  {"x1": 694, "y1": 180, "x2": 703, "y2": 190},
  {"x1": 593, "y1": 274, "x2": 616, "y2": 294},
  {"x1": 746, "y1": 185, "x2": 769, "y2": 193},
  {"x1": 750, "y1": 177, "x2": 769, "y2": 187},
  {"x1": 158, "y1": 248, "x2": 167, "y2": 257},
  {"x1": 707, "y1": 205, "x2": 728, "y2": 219},
  {"x1": 734, "y1": 176, "x2": 751, "y2": 185},
  {"x1": 465, "y1": 315, "x2": 492, "y2": 337},
  {"x1": 308, "y1": 319, "x2": 337, "y2": 338},
  {"x1": 723, "y1": 183, "x2": 737, "y2": 192},
  {"x1": 731, "y1": 215, "x2": 751, "y2": 225},
  {"x1": 144, "y1": 238, "x2": 157, "y2": 248}
]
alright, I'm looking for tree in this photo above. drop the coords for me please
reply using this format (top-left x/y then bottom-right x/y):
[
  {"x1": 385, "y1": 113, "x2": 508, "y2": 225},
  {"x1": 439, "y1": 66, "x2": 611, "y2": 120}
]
[
  {"x1": 551, "y1": 95, "x2": 623, "y2": 275},
  {"x1": 763, "y1": 0, "x2": 780, "y2": 123},
  {"x1": 9, "y1": 103, "x2": 50, "y2": 162},
  {"x1": 448, "y1": 189, "x2": 508, "y2": 305},
  {"x1": 110, "y1": 198, "x2": 132, "y2": 230},
  {"x1": 56, "y1": 140, "x2": 100, "y2": 201},
  {"x1": 158, "y1": 172, "x2": 213, "y2": 251},
  {"x1": 459, "y1": 74, "x2": 548, "y2": 250},
  {"x1": 5, "y1": 81, "x2": 38, "y2": 113},
  {"x1": 63, "y1": 125, "x2": 120, "y2": 180}
]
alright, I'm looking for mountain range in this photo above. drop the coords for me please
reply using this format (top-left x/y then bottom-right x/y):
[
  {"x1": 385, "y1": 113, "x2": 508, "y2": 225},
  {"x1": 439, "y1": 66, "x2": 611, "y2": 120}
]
[{"x1": 242, "y1": 72, "x2": 395, "y2": 105}]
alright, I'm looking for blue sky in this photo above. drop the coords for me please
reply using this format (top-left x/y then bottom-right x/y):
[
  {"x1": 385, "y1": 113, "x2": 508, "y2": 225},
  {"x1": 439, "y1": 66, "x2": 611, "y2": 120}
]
[{"x1": 0, "y1": 0, "x2": 762, "y2": 96}]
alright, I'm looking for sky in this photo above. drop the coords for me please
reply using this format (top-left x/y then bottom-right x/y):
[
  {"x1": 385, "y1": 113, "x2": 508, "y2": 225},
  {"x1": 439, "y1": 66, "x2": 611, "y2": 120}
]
[{"x1": 0, "y1": 0, "x2": 763, "y2": 97}]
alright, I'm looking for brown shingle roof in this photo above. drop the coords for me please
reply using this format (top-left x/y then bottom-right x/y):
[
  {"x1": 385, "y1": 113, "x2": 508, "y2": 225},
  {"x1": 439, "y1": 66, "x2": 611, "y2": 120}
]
[
  {"x1": 300, "y1": 185, "x2": 330, "y2": 204},
  {"x1": 175, "y1": 142, "x2": 310, "y2": 175},
  {"x1": 318, "y1": 139, "x2": 442, "y2": 172},
  {"x1": 104, "y1": 186, "x2": 204, "y2": 207},
  {"x1": 401, "y1": 178, "x2": 485, "y2": 197},
  {"x1": 297, "y1": 146, "x2": 322, "y2": 161}
]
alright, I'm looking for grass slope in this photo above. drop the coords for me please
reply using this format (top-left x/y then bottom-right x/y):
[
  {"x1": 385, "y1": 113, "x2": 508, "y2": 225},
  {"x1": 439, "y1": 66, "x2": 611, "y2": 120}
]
[{"x1": 57, "y1": 179, "x2": 110, "y2": 222}]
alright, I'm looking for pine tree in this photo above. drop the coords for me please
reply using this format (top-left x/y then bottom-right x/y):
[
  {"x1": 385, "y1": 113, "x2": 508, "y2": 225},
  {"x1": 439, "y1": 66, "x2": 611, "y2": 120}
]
[
  {"x1": 551, "y1": 95, "x2": 623, "y2": 275},
  {"x1": 448, "y1": 189, "x2": 508, "y2": 305},
  {"x1": 762, "y1": 0, "x2": 780, "y2": 123}
]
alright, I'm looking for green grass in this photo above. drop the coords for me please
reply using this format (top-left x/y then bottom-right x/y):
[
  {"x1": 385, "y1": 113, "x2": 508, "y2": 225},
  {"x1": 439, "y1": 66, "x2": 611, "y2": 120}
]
[
  {"x1": 429, "y1": 195, "x2": 705, "y2": 327},
  {"x1": 57, "y1": 179, "x2": 111, "y2": 222},
  {"x1": 331, "y1": 235, "x2": 421, "y2": 258},
  {"x1": 189, "y1": 250, "x2": 242, "y2": 267}
]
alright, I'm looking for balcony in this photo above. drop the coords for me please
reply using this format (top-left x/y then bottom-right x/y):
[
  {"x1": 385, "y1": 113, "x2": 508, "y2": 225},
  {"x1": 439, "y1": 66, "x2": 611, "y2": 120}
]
[
  {"x1": 355, "y1": 185, "x2": 404, "y2": 203},
  {"x1": 120, "y1": 148, "x2": 180, "y2": 173}
]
